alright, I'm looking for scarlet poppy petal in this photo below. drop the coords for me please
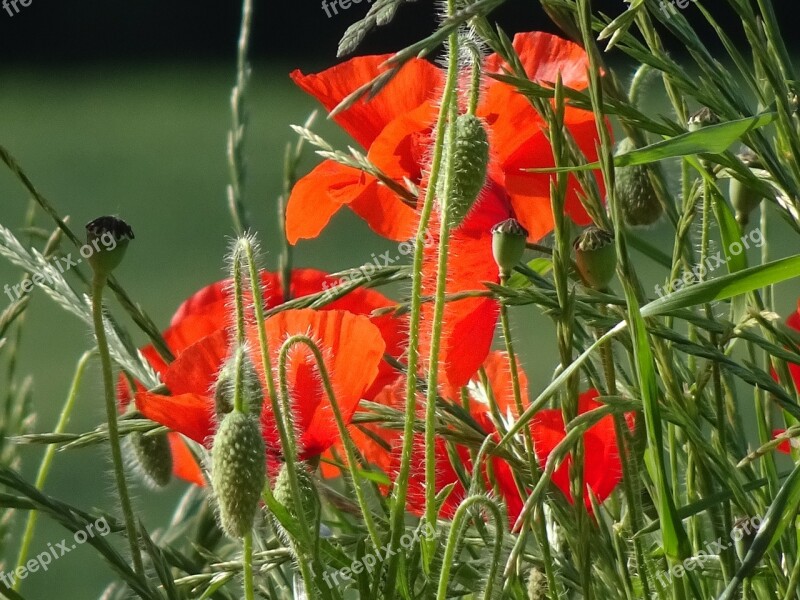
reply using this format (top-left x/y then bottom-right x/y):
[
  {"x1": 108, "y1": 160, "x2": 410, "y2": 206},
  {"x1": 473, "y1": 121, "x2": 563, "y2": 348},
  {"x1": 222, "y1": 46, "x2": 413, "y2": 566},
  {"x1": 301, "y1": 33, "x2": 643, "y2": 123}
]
[
  {"x1": 257, "y1": 309, "x2": 386, "y2": 458},
  {"x1": 162, "y1": 329, "x2": 230, "y2": 397},
  {"x1": 480, "y1": 351, "x2": 530, "y2": 418},
  {"x1": 291, "y1": 57, "x2": 443, "y2": 148},
  {"x1": 136, "y1": 392, "x2": 215, "y2": 445},
  {"x1": 421, "y1": 229, "x2": 499, "y2": 389},
  {"x1": 167, "y1": 432, "x2": 206, "y2": 486},
  {"x1": 348, "y1": 179, "x2": 419, "y2": 241},
  {"x1": 484, "y1": 32, "x2": 591, "y2": 91},
  {"x1": 787, "y1": 304, "x2": 800, "y2": 389},
  {"x1": 286, "y1": 160, "x2": 369, "y2": 244}
]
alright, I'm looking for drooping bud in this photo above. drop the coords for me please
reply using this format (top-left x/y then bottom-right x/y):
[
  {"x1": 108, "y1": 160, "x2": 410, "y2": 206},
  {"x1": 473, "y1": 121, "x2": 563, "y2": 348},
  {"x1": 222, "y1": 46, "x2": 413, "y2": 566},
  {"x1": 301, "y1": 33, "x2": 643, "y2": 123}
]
[
  {"x1": 211, "y1": 412, "x2": 266, "y2": 538},
  {"x1": 85, "y1": 216, "x2": 134, "y2": 275},
  {"x1": 491, "y1": 218, "x2": 528, "y2": 278},
  {"x1": 128, "y1": 431, "x2": 172, "y2": 488},
  {"x1": 730, "y1": 147, "x2": 764, "y2": 227},
  {"x1": 437, "y1": 114, "x2": 490, "y2": 227},
  {"x1": 614, "y1": 137, "x2": 663, "y2": 227},
  {"x1": 214, "y1": 346, "x2": 264, "y2": 417},
  {"x1": 272, "y1": 461, "x2": 319, "y2": 533},
  {"x1": 687, "y1": 106, "x2": 720, "y2": 132},
  {"x1": 573, "y1": 226, "x2": 616, "y2": 290}
]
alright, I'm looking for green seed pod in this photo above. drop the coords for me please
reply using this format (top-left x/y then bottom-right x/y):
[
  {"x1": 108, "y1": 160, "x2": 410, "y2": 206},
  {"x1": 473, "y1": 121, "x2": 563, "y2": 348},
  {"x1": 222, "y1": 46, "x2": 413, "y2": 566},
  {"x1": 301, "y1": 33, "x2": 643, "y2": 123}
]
[
  {"x1": 730, "y1": 147, "x2": 764, "y2": 227},
  {"x1": 438, "y1": 114, "x2": 490, "y2": 227},
  {"x1": 491, "y1": 218, "x2": 528, "y2": 277},
  {"x1": 526, "y1": 566, "x2": 548, "y2": 600},
  {"x1": 614, "y1": 137, "x2": 663, "y2": 227},
  {"x1": 687, "y1": 106, "x2": 720, "y2": 132},
  {"x1": 214, "y1": 346, "x2": 264, "y2": 417},
  {"x1": 211, "y1": 412, "x2": 266, "y2": 538},
  {"x1": 85, "y1": 216, "x2": 134, "y2": 275},
  {"x1": 574, "y1": 226, "x2": 616, "y2": 290},
  {"x1": 272, "y1": 462, "x2": 319, "y2": 532},
  {"x1": 128, "y1": 431, "x2": 172, "y2": 488}
]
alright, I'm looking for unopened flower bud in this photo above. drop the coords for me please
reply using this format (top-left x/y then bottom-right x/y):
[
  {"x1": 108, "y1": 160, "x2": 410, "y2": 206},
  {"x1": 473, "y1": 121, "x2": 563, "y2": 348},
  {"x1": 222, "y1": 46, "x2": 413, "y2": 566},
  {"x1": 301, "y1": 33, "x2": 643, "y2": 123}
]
[
  {"x1": 128, "y1": 431, "x2": 172, "y2": 488},
  {"x1": 214, "y1": 346, "x2": 264, "y2": 417},
  {"x1": 272, "y1": 462, "x2": 319, "y2": 533},
  {"x1": 730, "y1": 147, "x2": 764, "y2": 227},
  {"x1": 614, "y1": 137, "x2": 663, "y2": 227},
  {"x1": 687, "y1": 107, "x2": 720, "y2": 132},
  {"x1": 573, "y1": 226, "x2": 616, "y2": 290},
  {"x1": 438, "y1": 114, "x2": 490, "y2": 227},
  {"x1": 491, "y1": 218, "x2": 528, "y2": 277},
  {"x1": 211, "y1": 412, "x2": 266, "y2": 538},
  {"x1": 85, "y1": 216, "x2": 134, "y2": 275},
  {"x1": 526, "y1": 566, "x2": 548, "y2": 600}
]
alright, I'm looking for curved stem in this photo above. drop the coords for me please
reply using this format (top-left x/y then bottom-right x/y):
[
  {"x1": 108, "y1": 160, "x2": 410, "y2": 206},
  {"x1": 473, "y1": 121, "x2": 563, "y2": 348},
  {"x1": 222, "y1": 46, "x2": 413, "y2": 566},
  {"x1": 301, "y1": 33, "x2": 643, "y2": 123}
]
[
  {"x1": 91, "y1": 273, "x2": 144, "y2": 577},
  {"x1": 13, "y1": 350, "x2": 94, "y2": 590}
]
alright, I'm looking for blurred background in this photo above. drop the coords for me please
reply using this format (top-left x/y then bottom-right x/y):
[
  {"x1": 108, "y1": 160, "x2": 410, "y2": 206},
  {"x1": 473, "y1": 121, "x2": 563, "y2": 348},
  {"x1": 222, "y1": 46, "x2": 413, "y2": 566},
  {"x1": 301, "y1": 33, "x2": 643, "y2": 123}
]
[{"x1": 0, "y1": 1, "x2": 798, "y2": 597}]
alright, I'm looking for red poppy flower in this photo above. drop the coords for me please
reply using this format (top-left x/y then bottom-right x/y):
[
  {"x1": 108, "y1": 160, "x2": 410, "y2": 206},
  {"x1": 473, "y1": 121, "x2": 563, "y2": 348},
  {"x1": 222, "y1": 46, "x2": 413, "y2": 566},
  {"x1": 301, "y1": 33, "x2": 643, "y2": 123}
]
[
  {"x1": 287, "y1": 32, "x2": 607, "y2": 388},
  {"x1": 786, "y1": 299, "x2": 800, "y2": 388},
  {"x1": 118, "y1": 269, "x2": 405, "y2": 484},
  {"x1": 135, "y1": 308, "x2": 386, "y2": 473},
  {"x1": 531, "y1": 389, "x2": 629, "y2": 510},
  {"x1": 772, "y1": 429, "x2": 793, "y2": 454}
]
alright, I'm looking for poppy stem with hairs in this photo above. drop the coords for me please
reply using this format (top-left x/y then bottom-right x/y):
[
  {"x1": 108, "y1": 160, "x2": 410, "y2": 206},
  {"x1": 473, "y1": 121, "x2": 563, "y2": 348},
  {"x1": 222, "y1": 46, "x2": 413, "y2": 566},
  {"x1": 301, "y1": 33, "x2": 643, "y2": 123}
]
[{"x1": 90, "y1": 271, "x2": 144, "y2": 577}]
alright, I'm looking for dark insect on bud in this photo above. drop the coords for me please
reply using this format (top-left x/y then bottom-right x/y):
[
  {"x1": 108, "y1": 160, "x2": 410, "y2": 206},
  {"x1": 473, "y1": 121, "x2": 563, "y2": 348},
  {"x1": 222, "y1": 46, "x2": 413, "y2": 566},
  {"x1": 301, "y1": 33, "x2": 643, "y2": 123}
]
[
  {"x1": 491, "y1": 218, "x2": 528, "y2": 277},
  {"x1": 614, "y1": 137, "x2": 663, "y2": 227},
  {"x1": 211, "y1": 412, "x2": 266, "y2": 538},
  {"x1": 574, "y1": 226, "x2": 616, "y2": 290},
  {"x1": 437, "y1": 114, "x2": 490, "y2": 227},
  {"x1": 687, "y1": 107, "x2": 720, "y2": 132},
  {"x1": 128, "y1": 431, "x2": 172, "y2": 488},
  {"x1": 85, "y1": 216, "x2": 134, "y2": 275}
]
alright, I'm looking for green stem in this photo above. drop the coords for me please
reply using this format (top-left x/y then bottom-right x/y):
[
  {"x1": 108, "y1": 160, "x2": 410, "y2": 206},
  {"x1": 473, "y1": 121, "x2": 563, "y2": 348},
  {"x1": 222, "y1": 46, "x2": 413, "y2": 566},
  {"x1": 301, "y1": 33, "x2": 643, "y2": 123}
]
[
  {"x1": 91, "y1": 272, "x2": 144, "y2": 577},
  {"x1": 13, "y1": 350, "x2": 94, "y2": 591},
  {"x1": 384, "y1": 0, "x2": 459, "y2": 592},
  {"x1": 242, "y1": 531, "x2": 255, "y2": 600}
]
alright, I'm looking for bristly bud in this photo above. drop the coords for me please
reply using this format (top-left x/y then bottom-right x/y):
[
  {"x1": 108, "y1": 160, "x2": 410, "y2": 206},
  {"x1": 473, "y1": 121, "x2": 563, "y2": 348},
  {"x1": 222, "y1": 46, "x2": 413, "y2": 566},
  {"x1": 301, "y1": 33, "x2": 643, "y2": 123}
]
[
  {"x1": 730, "y1": 147, "x2": 764, "y2": 227},
  {"x1": 211, "y1": 412, "x2": 266, "y2": 538},
  {"x1": 128, "y1": 431, "x2": 172, "y2": 488},
  {"x1": 214, "y1": 346, "x2": 264, "y2": 417},
  {"x1": 573, "y1": 226, "x2": 616, "y2": 290},
  {"x1": 272, "y1": 462, "x2": 319, "y2": 533},
  {"x1": 687, "y1": 106, "x2": 720, "y2": 132},
  {"x1": 437, "y1": 114, "x2": 490, "y2": 227},
  {"x1": 491, "y1": 218, "x2": 528, "y2": 277},
  {"x1": 614, "y1": 137, "x2": 663, "y2": 227},
  {"x1": 526, "y1": 566, "x2": 548, "y2": 600},
  {"x1": 85, "y1": 216, "x2": 134, "y2": 275}
]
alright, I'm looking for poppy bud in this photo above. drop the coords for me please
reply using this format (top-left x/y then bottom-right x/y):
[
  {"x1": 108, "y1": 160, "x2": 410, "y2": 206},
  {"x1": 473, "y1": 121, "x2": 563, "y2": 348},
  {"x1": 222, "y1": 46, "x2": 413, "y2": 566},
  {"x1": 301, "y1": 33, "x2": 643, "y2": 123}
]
[
  {"x1": 491, "y1": 218, "x2": 528, "y2": 277},
  {"x1": 438, "y1": 114, "x2": 490, "y2": 227},
  {"x1": 211, "y1": 412, "x2": 266, "y2": 538},
  {"x1": 574, "y1": 226, "x2": 616, "y2": 290},
  {"x1": 526, "y1": 566, "x2": 547, "y2": 600},
  {"x1": 272, "y1": 461, "x2": 319, "y2": 533},
  {"x1": 214, "y1": 346, "x2": 264, "y2": 417},
  {"x1": 687, "y1": 106, "x2": 720, "y2": 132},
  {"x1": 730, "y1": 147, "x2": 764, "y2": 227},
  {"x1": 128, "y1": 431, "x2": 172, "y2": 488},
  {"x1": 85, "y1": 216, "x2": 134, "y2": 275},
  {"x1": 614, "y1": 137, "x2": 663, "y2": 227}
]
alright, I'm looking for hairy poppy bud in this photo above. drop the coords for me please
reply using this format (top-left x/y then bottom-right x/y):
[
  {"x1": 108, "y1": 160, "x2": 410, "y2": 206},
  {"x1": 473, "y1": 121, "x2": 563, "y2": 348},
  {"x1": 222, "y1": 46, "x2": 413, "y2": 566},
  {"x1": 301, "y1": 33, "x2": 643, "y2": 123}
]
[
  {"x1": 214, "y1": 346, "x2": 264, "y2": 417},
  {"x1": 85, "y1": 216, "x2": 134, "y2": 275},
  {"x1": 211, "y1": 412, "x2": 266, "y2": 538},
  {"x1": 574, "y1": 226, "x2": 616, "y2": 290},
  {"x1": 491, "y1": 218, "x2": 528, "y2": 277},
  {"x1": 730, "y1": 147, "x2": 764, "y2": 227},
  {"x1": 687, "y1": 107, "x2": 720, "y2": 132},
  {"x1": 614, "y1": 137, "x2": 663, "y2": 227},
  {"x1": 526, "y1": 566, "x2": 547, "y2": 600},
  {"x1": 438, "y1": 114, "x2": 490, "y2": 227},
  {"x1": 128, "y1": 431, "x2": 172, "y2": 488},
  {"x1": 272, "y1": 462, "x2": 319, "y2": 538}
]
